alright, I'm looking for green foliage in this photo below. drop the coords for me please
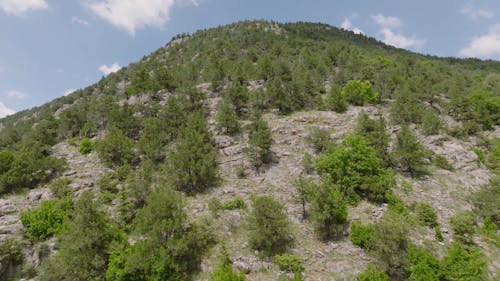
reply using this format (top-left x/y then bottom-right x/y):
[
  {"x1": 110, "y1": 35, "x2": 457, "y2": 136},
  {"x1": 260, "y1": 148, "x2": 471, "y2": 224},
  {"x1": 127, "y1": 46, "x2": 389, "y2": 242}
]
[
  {"x1": 355, "y1": 112, "x2": 390, "y2": 166},
  {"x1": 316, "y1": 134, "x2": 394, "y2": 203},
  {"x1": 471, "y1": 176, "x2": 500, "y2": 227},
  {"x1": 450, "y1": 211, "x2": 477, "y2": 244},
  {"x1": 127, "y1": 66, "x2": 152, "y2": 97},
  {"x1": 486, "y1": 138, "x2": 500, "y2": 172},
  {"x1": 357, "y1": 265, "x2": 389, "y2": 281},
  {"x1": 167, "y1": 114, "x2": 218, "y2": 193},
  {"x1": 433, "y1": 155, "x2": 454, "y2": 171},
  {"x1": 79, "y1": 138, "x2": 93, "y2": 154},
  {"x1": 246, "y1": 119, "x2": 273, "y2": 169},
  {"x1": 138, "y1": 117, "x2": 168, "y2": 162},
  {"x1": 414, "y1": 202, "x2": 438, "y2": 228},
  {"x1": 247, "y1": 195, "x2": 294, "y2": 257},
  {"x1": 0, "y1": 238, "x2": 24, "y2": 279},
  {"x1": 467, "y1": 90, "x2": 500, "y2": 130},
  {"x1": 49, "y1": 178, "x2": 72, "y2": 198},
  {"x1": 324, "y1": 85, "x2": 348, "y2": 112},
  {"x1": 216, "y1": 99, "x2": 241, "y2": 135},
  {"x1": 40, "y1": 192, "x2": 120, "y2": 281},
  {"x1": 21, "y1": 199, "x2": 71, "y2": 240},
  {"x1": 441, "y1": 243, "x2": 487, "y2": 281},
  {"x1": 209, "y1": 249, "x2": 245, "y2": 281},
  {"x1": 274, "y1": 253, "x2": 303, "y2": 273},
  {"x1": 306, "y1": 128, "x2": 334, "y2": 154},
  {"x1": 421, "y1": 109, "x2": 442, "y2": 136},
  {"x1": 390, "y1": 90, "x2": 424, "y2": 125},
  {"x1": 95, "y1": 127, "x2": 134, "y2": 167},
  {"x1": 392, "y1": 125, "x2": 429, "y2": 176},
  {"x1": 407, "y1": 244, "x2": 441, "y2": 281},
  {"x1": 341, "y1": 80, "x2": 379, "y2": 106},
  {"x1": 309, "y1": 179, "x2": 348, "y2": 240},
  {"x1": 301, "y1": 153, "x2": 315, "y2": 174},
  {"x1": 349, "y1": 222, "x2": 373, "y2": 249},
  {"x1": 225, "y1": 82, "x2": 249, "y2": 117},
  {"x1": 367, "y1": 211, "x2": 409, "y2": 279},
  {"x1": 209, "y1": 197, "x2": 247, "y2": 216}
]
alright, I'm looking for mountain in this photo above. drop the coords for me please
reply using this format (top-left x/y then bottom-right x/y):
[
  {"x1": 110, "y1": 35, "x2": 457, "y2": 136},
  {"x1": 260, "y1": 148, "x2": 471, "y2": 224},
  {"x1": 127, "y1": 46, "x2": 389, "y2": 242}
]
[{"x1": 0, "y1": 20, "x2": 499, "y2": 281}]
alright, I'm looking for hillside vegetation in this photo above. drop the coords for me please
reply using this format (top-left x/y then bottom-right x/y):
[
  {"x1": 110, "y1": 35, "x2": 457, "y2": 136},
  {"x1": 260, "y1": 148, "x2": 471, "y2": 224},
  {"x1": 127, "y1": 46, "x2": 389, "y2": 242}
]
[{"x1": 0, "y1": 20, "x2": 499, "y2": 281}]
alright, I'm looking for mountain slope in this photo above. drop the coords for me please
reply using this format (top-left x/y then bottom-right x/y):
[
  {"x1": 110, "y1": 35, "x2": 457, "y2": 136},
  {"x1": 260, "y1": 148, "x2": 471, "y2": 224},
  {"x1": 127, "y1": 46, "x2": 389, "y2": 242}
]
[{"x1": 0, "y1": 20, "x2": 499, "y2": 281}]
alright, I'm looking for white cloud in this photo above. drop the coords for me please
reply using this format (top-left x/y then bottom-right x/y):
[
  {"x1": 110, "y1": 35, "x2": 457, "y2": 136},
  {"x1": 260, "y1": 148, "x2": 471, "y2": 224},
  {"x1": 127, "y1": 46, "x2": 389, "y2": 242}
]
[
  {"x1": 371, "y1": 14, "x2": 426, "y2": 50},
  {"x1": 7, "y1": 90, "x2": 28, "y2": 99},
  {"x1": 72, "y1": 17, "x2": 90, "y2": 26},
  {"x1": 63, "y1": 88, "x2": 77, "y2": 96},
  {"x1": 379, "y1": 28, "x2": 426, "y2": 49},
  {"x1": 460, "y1": 24, "x2": 500, "y2": 59},
  {"x1": 0, "y1": 0, "x2": 47, "y2": 16},
  {"x1": 0, "y1": 102, "x2": 15, "y2": 118},
  {"x1": 461, "y1": 4, "x2": 493, "y2": 19},
  {"x1": 99, "y1": 62, "x2": 121, "y2": 75},
  {"x1": 341, "y1": 17, "x2": 363, "y2": 35},
  {"x1": 85, "y1": 0, "x2": 197, "y2": 35},
  {"x1": 371, "y1": 14, "x2": 401, "y2": 28}
]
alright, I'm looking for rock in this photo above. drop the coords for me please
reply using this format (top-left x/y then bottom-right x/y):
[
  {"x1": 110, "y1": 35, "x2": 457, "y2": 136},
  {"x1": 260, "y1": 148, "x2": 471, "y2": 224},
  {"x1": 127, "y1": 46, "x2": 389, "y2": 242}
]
[
  {"x1": 233, "y1": 256, "x2": 272, "y2": 274},
  {"x1": 0, "y1": 200, "x2": 17, "y2": 216}
]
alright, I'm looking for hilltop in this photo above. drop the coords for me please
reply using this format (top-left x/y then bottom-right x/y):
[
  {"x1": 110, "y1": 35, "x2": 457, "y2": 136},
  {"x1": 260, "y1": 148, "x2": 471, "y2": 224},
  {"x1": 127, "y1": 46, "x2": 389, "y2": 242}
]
[{"x1": 0, "y1": 20, "x2": 499, "y2": 281}]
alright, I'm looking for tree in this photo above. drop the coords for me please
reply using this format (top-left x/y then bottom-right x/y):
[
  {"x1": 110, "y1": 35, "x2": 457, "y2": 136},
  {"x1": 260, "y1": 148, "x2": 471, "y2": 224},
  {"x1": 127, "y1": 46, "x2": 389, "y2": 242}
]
[
  {"x1": 341, "y1": 80, "x2": 379, "y2": 106},
  {"x1": 246, "y1": 118, "x2": 273, "y2": 169},
  {"x1": 167, "y1": 114, "x2": 218, "y2": 193},
  {"x1": 209, "y1": 248, "x2": 245, "y2": 281},
  {"x1": 247, "y1": 195, "x2": 294, "y2": 257},
  {"x1": 324, "y1": 85, "x2": 348, "y2": 113},
  {"x1": 40, "y1": 192, "x2": 119, "y2": 281},
  {"x1": 216, "y1": 99, "x2": 241, "y2": 135},
  {"x1": 355, "y1": 112, "x2": 390, "y2": 166},
  {"x1": 225, "y1": 82, "x2": 249, "y2": 117},
  {"x1": 138, "y1": 117, "x2": 168, "y2": 162},
  {"x1": 392, "y1": 125, "x2": 428, "y2": 176},
  {"x1": 309, "y1": 179, "x2": 348, "y2": 240},
  {"x1": 316, "y1": 135, "x2": 394, "y2": 203},
  {"x1": 127, "y1": 66, "x2": 151, "y2": 97},
  {"x1": 95, "y1": 127, "x2": 134, "y2": 167},
  {"x1": 357, "y1": 265, "x2": 389, "y2": 281},
  {"x1": 441, "y1": 243, "x2": 486, "y2": 281},
  {"x1": 407, "y1": 244, "x2": 441, "y2": 281}
]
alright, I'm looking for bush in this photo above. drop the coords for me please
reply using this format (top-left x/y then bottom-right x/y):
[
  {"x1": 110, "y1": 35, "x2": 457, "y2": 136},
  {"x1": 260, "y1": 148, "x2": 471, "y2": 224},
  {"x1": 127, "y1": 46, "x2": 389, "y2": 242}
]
[
  {"x1": 274, "y1": 253, "x2": 303, "y2": 272},
  {"x1": 95, "y1": 127, "x2": 134, "y2": 167},
  {"x1": 316, "y1": 134, "x2": 394, "y2": 203},
  {"x1": 20, "y1": 199, "x2": 72, "y2": 240},
  {"x1": 79, "y1": 138, "x2": 93, "y2": 154},
  {"x1": 341, "y1": 80, "x2": 379, "y2": 106},
  {"x1": 450, "y1": 211, "x2": 476, "y2": 244},
  {"x1": 247, "y1": 195, "x2": 294, "y2": 257},
  {"x1": 357, "y1": 265, "x2": 389, "y2": 281},
  {"x1": 421, "y1": 109, "x2": 442, "y2": 136},
  {"x1": 433, "y1": 155, "x2": 454, "y2": 171},
  {"x1": 349, "y1": 222, "x2": 373, "y2": 249},
  {"x1": 441, "y1": 243, "x2": 486, "y2": 281},
  {"x1": 306, "y1": 128, "x2": 334, "y2": 154},
  {"x1": 414, "y1": 202, "x2": 438, "y2": 228},
  {"x1": 309, "y1": 179, "x2": 348, "y2": 240},
  {"x1": 407, "y1": 244, "x2": 441, "y2": 281},
  {"x1": 0, "y1": 238, "x2": 24, "y2": 279},
  {"x1": 49, "y1": 178, "x2": 72, "y2": 198},
  {"x1": 324, "y1": 85, "x2": 347, "y2": 112}
]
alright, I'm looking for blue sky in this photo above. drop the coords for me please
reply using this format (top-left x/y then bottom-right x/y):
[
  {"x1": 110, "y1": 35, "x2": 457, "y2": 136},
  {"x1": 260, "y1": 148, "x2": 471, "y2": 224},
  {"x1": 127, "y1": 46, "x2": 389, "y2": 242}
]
[{"x1": 1, "y1": 0, "x2": 500, "y2": 117}]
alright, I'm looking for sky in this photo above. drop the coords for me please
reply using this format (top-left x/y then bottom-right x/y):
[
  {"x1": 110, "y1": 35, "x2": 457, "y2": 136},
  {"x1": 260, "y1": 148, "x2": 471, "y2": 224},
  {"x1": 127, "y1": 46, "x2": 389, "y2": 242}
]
[{"x1": 1, "y1": 0, "x2": 500, "y2": 117}]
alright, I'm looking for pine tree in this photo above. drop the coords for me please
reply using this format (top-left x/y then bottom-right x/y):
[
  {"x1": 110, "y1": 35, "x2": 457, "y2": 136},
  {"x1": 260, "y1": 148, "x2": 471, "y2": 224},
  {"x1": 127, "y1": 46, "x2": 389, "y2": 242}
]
[
  {"x1": 392, "y1": 125, "x2": 428, "y2": 176},
  {"x1": 246, "y1": 118, "x2": 273, "y2": 169},
  {"x1": 216, "y1": 99, "x2": 240, "y2": 135}
]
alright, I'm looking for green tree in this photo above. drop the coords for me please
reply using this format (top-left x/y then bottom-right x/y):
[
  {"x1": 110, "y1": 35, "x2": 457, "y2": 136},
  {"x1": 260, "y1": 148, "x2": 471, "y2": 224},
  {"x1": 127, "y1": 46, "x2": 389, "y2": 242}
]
[
  {"x1": 441, "y1": 243, "x2": 486, "y2": 281},
  {"x1": 40, "y1": 192, "x2": 119, "y2": 281},
  {"x1": 357, "y1": 265, "x2": 389, "y2": 281},
  {"x1": 216, "y1": 99, "x2": 241, "y2": 135},
  {"x1": 247, "y1": 195, "x2": 294, "y2": 257},
  {"x1": 95, "y1": 127, "x2": 134, "y2": 167},
  {"x1": 167, "y1": 114, "x2": 218, "y2": 193},
  {"x1": 246, "y1": 119, "x2": 273, "y2": 169},
  {"x1": 407, "y1": 244, "x2": 441, "y2": 281},
  {"x1": 20, "y1": 198, "x2": 71, "y2": 240},
  {"x1": 341, "y1": 80, "x2": 379, "y2": 106},
  {"x1": 316, "y1": 135, "x2": 394, "y2": 203},
  {"x1": 309, "y1": 179, "x2": 348, "y2": 240},
  {"x1": 209, "y1": 249, "x2": 245, "y2": 281},
  {"x1": 450, "y1": 211, "x2": 476, "y2": 245},
  {"x1": 127, "y1": 66, "x2": 151, "y2": 97},
  {"x1": 392, "y1": 125, "x2": 428, "y2": 176},
  {"x1": 355, "y1": 112, "x2": 390, "y2": 166},
  {"x1": 324, "y1": 85, "x2": 348, "y2": 113}
]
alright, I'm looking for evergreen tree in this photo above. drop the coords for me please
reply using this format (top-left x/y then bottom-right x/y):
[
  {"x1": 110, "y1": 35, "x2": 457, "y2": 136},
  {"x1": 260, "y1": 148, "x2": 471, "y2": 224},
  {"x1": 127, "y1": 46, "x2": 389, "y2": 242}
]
[
  {"x1": 168, "y1": 114, "x2": 218, "y2": 193},
  {"x1": 392, "y1": 125, "x2": 428, "y2": 176},
  {"x1": 355, "y1": 112, "x2": 390, "y2": 166},
  {"x1": 216, "y1": 99, "x2": 241, "y2": 135},
  {"x1": 246, "y1": 118, "x2": 273, "y2": 169},
  {"x1": 324, "y1": 85, "x2": 348, "y2": 113}
]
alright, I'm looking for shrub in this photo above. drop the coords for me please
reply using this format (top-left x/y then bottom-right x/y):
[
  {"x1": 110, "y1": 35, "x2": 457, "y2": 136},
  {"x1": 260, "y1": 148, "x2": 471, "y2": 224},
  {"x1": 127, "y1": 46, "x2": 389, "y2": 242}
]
[
  {"x1": 349, "y1": 222, "x2": 373, "y2": 249},
  {"x1": 79, "y1": 138, "x2": 93, "y2": 154},
  {"x1": 441, "y1": 243, "x2": 486, "y2": 281},
  {"x1": 316, "y1": 134, "x2": 394, "y2": 203},
  {"x1": 341, "y1": 80, "x2": 379, "y2": 106},
  {"x1": 247, "y1": 195, "x2": 294, "y2": 257},
  {"x1": 0, "y1": 238, "x2": 24, "y2": 278},
  {"x1": 414, "y1": 202, "x2": 438, "y2": 227},
  {"x1": 95, "y1": 127, "x2": 134, "y2": 167},
  {"x1": 421, "y1": 109, "x2": 442, "y2": 136},
  {"x1": 306, "y1": 128, "x2": 334, "y2": 154},
  {"x1": 324, "y1": 85, "x2": 347, "y2": 112},
  {"x1": 357, "y1": 265, "x2": 389, "y2": 281},
  {"x1": 450, "y1": 211, "x2": 476, "y2": 244},
  {"x1": 20, "y1": 199, "x2": 72, "y2": 240},
  {"x1": 274, "y1": 253, "x2": 303, "y2": 272},
  {"x1": 433, "y1": 155, "x2": 454, "y2": 171},
  {"x1": 49, "y1": 178, "x2": 72, "y2": 198},
  {"x1": 407, "y1": 244, "x2": 441, "y2": 281}
]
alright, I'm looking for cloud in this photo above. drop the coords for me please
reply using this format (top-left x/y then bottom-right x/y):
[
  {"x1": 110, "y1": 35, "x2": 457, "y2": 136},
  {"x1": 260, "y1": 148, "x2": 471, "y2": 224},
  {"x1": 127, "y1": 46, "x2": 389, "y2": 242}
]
[
  {"x1": 63, "y1": 88, "x2": 77, "y2": 96},
  {"x1": 7, "y1": 90, "x2": 28, "y2": 99},
  {"x1": 72, "y1": 17, "x2": 90, "y2": 26},
  {"x1": 0, "y1": 102, "x2": 15, "y2": 118},
  {"x1": 461, "y1": 4, "x2": 493, "y2": 19},
  {"x1": 460, "y1": 24, "x2": 500, "y2": 59},
  {"x1": 371, "y1": 14, "x2": 401, "y2": 28},
  {"x1": 99, "y1": 62, "x2": 121, "y2": 75},
  {"x1": 341, "y1": 17, "x2": 363, "y2": 35},
  {"x1": 0, "y1": 0, "x2": 48, "y2": 16},
  {"x1": 84, "y1": 0, "x2": 197, "y2": 35},
  {"x1": 371, "y1": 14, "x2": 426, "y2": 50}
]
